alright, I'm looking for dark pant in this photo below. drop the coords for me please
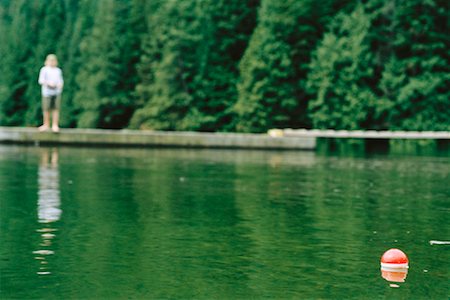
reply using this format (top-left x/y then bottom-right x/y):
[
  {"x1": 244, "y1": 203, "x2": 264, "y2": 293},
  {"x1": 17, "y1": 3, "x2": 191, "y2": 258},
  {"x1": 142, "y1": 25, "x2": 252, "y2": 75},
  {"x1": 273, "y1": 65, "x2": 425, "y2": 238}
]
[{"x1": 42, "y1": 94, "x2": 61, "y2": 111}]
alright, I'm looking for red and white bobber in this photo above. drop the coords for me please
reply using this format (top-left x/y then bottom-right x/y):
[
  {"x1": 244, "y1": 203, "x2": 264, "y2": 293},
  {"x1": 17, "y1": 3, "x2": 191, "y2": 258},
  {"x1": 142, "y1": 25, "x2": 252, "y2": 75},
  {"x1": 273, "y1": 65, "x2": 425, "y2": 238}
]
[
  {"x1": 381, "y1": 268, "x2": 408, "y2": 283},
  {"x1": 380, "y1": 248, "x2": 409, "y2": 269}
]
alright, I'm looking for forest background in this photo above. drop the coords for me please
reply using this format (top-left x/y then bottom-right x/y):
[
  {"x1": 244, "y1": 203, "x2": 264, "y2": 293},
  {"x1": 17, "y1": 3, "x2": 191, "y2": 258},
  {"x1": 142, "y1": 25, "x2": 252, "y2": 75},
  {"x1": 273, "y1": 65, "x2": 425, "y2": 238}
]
[{"x1": 0, "y1": 0, "x2": 448, "y2": 132}]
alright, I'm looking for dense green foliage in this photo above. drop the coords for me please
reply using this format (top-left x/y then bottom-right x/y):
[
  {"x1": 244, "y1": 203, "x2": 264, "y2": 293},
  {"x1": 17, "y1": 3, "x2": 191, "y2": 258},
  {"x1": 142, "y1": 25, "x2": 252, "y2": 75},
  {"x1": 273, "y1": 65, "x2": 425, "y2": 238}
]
[
  {"x1": 307, "y1": 0, "x2": 450, "y2": 130},
  {"x1": 130, "y1": 0, "x2": 259, "y2": 131},
  {"x1": 0, "y1": 0, "x2": 448, "y2": 131},
  {"x1": 235, "y1": 0, "x2": 354, "y2": 132}
]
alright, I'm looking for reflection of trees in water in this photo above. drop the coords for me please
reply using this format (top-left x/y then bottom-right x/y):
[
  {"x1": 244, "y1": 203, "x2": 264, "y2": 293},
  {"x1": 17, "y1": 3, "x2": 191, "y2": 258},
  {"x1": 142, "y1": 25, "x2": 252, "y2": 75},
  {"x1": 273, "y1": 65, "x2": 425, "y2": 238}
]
[{"x1": 33, "y1": 148, "x2": 61, "y2": 276}]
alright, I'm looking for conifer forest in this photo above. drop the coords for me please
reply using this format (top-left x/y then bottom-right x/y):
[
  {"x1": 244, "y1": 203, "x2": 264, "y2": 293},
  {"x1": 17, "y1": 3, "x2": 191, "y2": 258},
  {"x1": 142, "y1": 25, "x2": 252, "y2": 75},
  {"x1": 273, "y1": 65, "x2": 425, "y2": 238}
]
[{"x1": 0, "y1": 0, "x2": 448, "y2": 132}]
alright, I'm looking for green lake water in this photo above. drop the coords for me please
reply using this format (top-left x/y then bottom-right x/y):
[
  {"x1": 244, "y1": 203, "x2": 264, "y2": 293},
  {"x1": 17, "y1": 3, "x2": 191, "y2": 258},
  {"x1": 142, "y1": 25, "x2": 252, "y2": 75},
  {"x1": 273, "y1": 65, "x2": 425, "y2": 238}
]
[{"x1": 0, "y1": 144, "x2": 449, "y2": 299}]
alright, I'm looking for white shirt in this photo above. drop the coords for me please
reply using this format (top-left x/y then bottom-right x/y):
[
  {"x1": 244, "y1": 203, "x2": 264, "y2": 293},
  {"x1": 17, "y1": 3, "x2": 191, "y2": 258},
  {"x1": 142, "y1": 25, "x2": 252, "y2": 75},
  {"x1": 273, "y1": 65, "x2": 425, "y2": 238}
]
[{"x1": 38, "y1": 66, "x2": 64, "y2": 97}]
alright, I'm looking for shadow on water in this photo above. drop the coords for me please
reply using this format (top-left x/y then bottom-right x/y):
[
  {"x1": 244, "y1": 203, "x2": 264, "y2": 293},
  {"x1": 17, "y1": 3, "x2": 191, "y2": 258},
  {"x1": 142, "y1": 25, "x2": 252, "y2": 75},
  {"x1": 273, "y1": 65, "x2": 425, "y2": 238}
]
[{"x1": 317, "y1": 138, "x2": 450, "y2": 157}]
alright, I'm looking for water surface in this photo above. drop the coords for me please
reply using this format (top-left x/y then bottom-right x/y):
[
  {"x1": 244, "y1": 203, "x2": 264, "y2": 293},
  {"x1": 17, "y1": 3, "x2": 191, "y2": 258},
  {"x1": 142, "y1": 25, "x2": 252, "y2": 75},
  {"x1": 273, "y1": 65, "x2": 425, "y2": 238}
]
[{"x1": 0, "y1": 145, "x2": 449, "y2": 299}]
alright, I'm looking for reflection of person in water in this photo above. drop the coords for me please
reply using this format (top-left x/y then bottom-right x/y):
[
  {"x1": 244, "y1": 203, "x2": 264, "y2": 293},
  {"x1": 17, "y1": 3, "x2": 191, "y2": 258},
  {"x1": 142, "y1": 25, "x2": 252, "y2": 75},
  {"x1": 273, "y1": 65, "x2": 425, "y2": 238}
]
[
  {"x1": 34, "y1": 148, "x2": 61, "y2": 275},
  {"x1": 38, "y1": 148, "x2": 61, "y2": 223}
]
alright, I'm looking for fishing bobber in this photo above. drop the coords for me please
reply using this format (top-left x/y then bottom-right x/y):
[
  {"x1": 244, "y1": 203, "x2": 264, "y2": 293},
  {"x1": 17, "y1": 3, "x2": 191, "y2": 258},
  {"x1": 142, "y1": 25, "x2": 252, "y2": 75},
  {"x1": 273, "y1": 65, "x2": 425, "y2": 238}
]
[
  {"x1": 381, "y1": 268, "x2": 408, "y2": 283},
  {"x1": 380, "y1": 249, "x2": 409, "y2": 269}
]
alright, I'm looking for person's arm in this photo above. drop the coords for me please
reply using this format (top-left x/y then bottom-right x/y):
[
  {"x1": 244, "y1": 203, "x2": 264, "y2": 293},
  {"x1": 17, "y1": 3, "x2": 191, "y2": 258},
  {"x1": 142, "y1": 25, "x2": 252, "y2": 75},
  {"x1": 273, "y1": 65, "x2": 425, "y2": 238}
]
[
  {"x1": 58, "y1": 69, "x2": 64, "y2": 89},
  {"x1": 38, "y1": 68, "x2": 46, "y2": 86}
]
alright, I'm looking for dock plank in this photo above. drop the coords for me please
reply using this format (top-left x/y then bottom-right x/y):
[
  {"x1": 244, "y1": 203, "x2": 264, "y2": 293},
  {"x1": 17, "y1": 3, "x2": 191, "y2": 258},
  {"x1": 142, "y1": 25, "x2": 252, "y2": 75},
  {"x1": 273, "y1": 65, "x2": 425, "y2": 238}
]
[
  {"x1": 281, "y1": 129, "x2": 450, "y2": 139},
  {"x1": 0, "y1": 127, "x2": 316, "y2": 150}
]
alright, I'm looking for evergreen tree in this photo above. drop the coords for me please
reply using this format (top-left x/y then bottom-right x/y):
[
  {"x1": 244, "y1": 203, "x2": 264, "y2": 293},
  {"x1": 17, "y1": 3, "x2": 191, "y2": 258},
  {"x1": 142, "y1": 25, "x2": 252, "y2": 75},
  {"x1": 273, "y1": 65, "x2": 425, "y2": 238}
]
[
  {"x1": 376, "y1": 0, "x2": 450, "y2": 130},
  {"x1": 57, "y1": 0, "x2": 94, "y2": 128},
  {"x1": 74, "y1": 0, "x2": 144, "y2": 128},
  {"x1": 307, "y1": 5, "x2": 377, "y2": 129},
  {"x1": 129, "y1": 1, "x2": 163, "y2": 129},
  {"x1": 0, "y1": 0, "x2": 79, "y2": 127},
  {"x1": 131, "y1": 0, "x2": 259, "y2": 131},
  {"x1": 1, "y1": 0, "x2": 447, "y2": 131},
  {"x1": 234, "y1": 0, "x2": 353, "y2": 132},
  {"x1": 23, "y1": 0, "x2": 66, "y2": 126},
  {"x1": 182, "y1": 0, "x2": 259, "y2": 131},
  {"x1": 0, "y1": 0, "x2": 38, "y2": 125},
  {"x1": 0, "y1": 3, "x2": 9, "y2": 123},
  {"x1": 234, "y1": 0, "x2": 302, "y2": 132},
  {"x1": 307, "y1": 0, "x2": 449, "y2": 130},
  {"x1": 130, "y1": 1, "x2": 208, "y2": 130}
]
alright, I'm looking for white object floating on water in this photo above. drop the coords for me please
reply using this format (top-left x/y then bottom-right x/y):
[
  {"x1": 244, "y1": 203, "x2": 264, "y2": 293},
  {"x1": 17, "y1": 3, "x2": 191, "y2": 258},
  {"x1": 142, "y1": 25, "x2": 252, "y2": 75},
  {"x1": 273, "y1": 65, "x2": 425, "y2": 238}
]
[{"x1": 429, "y1": 240, "x2": 450, "y2": 245}]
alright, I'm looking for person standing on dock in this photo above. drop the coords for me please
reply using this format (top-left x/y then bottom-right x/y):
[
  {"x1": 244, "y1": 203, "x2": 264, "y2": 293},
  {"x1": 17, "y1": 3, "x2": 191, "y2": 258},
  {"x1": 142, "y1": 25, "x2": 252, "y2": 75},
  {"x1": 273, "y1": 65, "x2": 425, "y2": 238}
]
[{"x1": 38, "y1": 54, "x2": 64, "y2": 132}]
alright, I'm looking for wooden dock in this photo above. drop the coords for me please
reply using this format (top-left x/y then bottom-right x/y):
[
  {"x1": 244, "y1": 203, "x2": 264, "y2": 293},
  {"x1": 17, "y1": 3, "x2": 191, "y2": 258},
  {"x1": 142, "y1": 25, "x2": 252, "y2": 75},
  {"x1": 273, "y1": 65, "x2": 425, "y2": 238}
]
[
  {"x1": 1, "y1": 127, "x2": 448, "y2": 150},
  {"x1": 0, "y1": 127, "x2": 316, "y2": 150},
  {"x1": 278, "y1": 129, "x2": 450, "y2": 139}
]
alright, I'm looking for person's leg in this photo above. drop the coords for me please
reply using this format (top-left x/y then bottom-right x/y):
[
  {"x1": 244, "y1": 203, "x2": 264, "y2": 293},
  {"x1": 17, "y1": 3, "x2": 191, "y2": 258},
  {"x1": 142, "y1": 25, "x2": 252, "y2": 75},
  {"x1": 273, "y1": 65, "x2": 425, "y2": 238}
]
[
  {"x1": 52, "y1": 110, "x2": 59, "y2": 132},
  {"x1": 39, "y1": 111, "x2": 51, "y2": 131},
  {"x1": 51, "y1": 95, "x2": 61, "y2": 132},
  {"x1": 39, "y1": 96, "x2": 51, "y2": 131}
]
